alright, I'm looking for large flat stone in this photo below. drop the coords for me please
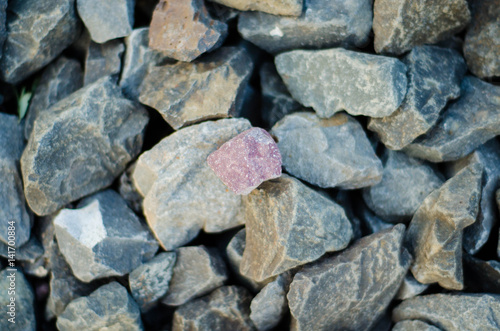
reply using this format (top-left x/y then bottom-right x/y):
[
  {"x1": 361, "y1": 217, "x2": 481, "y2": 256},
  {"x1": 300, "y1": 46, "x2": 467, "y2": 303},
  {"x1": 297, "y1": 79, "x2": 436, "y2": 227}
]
[{"x1": 211, "y1": 0, "x2": 302, "y2": 16}]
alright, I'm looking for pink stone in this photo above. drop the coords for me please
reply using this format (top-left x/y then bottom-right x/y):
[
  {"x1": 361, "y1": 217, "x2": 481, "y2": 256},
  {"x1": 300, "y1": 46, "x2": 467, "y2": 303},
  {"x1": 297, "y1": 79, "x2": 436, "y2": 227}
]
[{"x1": 207, "y1": 127, "x2": 282, "y2": 195}]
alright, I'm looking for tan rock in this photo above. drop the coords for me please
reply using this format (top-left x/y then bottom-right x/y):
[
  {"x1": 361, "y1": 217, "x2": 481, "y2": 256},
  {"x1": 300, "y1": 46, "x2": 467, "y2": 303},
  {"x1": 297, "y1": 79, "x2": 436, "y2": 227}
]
[{"x1": 210, "y1": 0, "x2": 302, "y2": 16}]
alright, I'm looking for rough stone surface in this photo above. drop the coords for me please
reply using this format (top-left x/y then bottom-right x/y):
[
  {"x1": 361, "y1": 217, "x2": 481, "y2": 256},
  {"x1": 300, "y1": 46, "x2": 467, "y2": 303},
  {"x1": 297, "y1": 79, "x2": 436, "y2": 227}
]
[
  {"x1": 0, "y1": 0, "x2": 6, "y2": 60},
  {"x1": 211, "y1": 0, "x2": 302, "y2": 16},
  {"x1": 54, "y1": 190, "x2": 159, "y2": 282},
  {"x1": 118, "y1": 163, "x2": 143, "y2": 213},
  {"x1": 275, "y1": 48, "x2": 407, "y2": 118},
  {"x1": 464, "y1": 254, "x2": 500, "y2": 294},
  {"x1": 373, "y1": 0, "x2": 470, "y2": 55},
  {"x1": 238, "y1": 0, "x2": 373, "y2": 54},
  {"x1": 172, "y1": 286, "x2": 254, "y2": 331},
  {"x1": 0, "y1": 0, "x2": 81, "y2": 84},
  {"x1": 368, "y1": 46, "x2": 466, "y2": 150},
  {"x1": 393, "y1": 293, "x2": 500, "y2": 331},
  {"x1": 271, "y1": 112, "x2": 383, "y2": 189},
  {"x1": 240, "y1": 175, "x2": 353, "y2": 281},
  {"x1": 405, "y1": 164, "x2": 482, "y2": 290},
  {"x1": 84, "y1": 38, "x2": 125, "y2": 85},
  {"x1": 0, "y1": 269, "x2": 36, "y2": 331},
  {"x1": 404, "y1": 76, "x2": 500, "y2": 162},
  {"x1": 358, "y1": 205, "x2": 393, "y2": 235},
  {"x1": 464, "y1": 0, "x2": 500, "y2": 78},
  {"x1": 139, "y1": 47, "x2": 253, "y2": 130},
  {"x1": 498, "y1": 189, "x2": 500, "y2": 258},
  {"x1": 77, "y1": 0, "x2": 134, "y2": 43},
  {"x1": 0, "y1": 237, "x2": 43, "y2": 264},
  {"x1": 21, "y1": 77, "x2": 149, "y2": 216},
  {"x1": 132, "y1": 119, "x2": 251, "y2": 250},
  {"x1": 287, "y1": 224, "x2": 411, "y2": 331},
  {"x1": 57, "y1": 282, "x2": 143, "y2": 331},
  {"x1": 129, "y1": 252, "x2": 176, "y2": 312},
  {"x1": 149, "y1": 0, "x2": 227, "y2": 62},
  {"x1": 396, "y1": 274, "x2": 429, "y2": 301},
  {"x1": 392, "y1": 320, "x2": 442, "y2": 331}
]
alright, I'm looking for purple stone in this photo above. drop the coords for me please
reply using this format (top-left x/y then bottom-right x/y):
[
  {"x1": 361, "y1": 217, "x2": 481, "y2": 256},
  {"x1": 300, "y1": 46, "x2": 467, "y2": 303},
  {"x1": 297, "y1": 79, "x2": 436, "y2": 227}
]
[{"x1": 207, "y1": 127, "x2": 282, "y2": 195}]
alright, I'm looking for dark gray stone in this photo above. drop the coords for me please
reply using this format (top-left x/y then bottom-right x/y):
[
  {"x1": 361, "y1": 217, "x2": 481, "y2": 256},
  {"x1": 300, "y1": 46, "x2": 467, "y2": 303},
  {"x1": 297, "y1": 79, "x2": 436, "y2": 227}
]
[
  {"x1": 396, "y1": 273, "x2": 429, "y2": 301},
  {"x1": 0, "y1": 269, "x2": 36, "y2": 331},
  {"x1": 464, "y1": 254, "x2": 500, "y2": 294},
  {"x1": 392, "y1": 320, "x2": 442, "y2": 331},
  {"x1": 84, "y1": 38, "x2": 125, "y2": 85},
  {"x1": 0, "y1": 0, "x2": 7, "y2": 60},
  {"x1": 21, "y1": 77, "x2": 149, "y2": 216},
  {"x1": 211, "y1": 0, "x2": 302, "y2": 16},
  {"x1": 358, "y1": 205, "x2": 393, "y2": 235},
  {"x1": 498, "y1": 189, "x2": 500, "y2": 258},
  {"x1": 118, "y1": 163, "x2": 143, "y2": 213}
]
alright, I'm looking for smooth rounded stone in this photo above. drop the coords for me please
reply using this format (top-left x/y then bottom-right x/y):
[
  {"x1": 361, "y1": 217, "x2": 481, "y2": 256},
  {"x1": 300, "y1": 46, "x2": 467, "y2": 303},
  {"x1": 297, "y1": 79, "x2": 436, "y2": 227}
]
[
  {"x1": 149, "y1": 0, "x2": 227, "y2": 62},
  {"x1": 210, "y1": 0, "x2": 302, "y2": 16},
  {"x1": 21, "y1": 77, "x2": 149, "y2": 216},
  {"x1": 54, "y1": 190, "x2": 159, "y2": 283},
  {"x1": 464, "y1": 254, "x2": 500, "y2": 294},
  {"x1": 275, "y1": 48, "x2": 407, "y2": 118},
  {"x1": 362, "y1": 150, "x2": 443, "y2": 222},
  {"x1": 405, "y1": 163, "x2": 482, "y2": 290},
  {"x1": 373, "y1": 0, "x2": 470, "y2": 55},
  {"x1": 162, "y1": 246, "x2": 228, "y2": 306},
  {"x1": 238, "y1": 0, "x2": 372, "y2": 54},
  {"x1": 57, "y1": 282, "x2": 143, "y2": 331},
  {"x1": 139, "y1": 47, "x2": 253, "y2": 130},
  {"x1": 463, "y1": 0, "x2": 500, "y2": 78},
  {"x1": 392, "y1": 320, "x2": 442, "y2": 331},
  {"x1": 396, "y1": 273, "x2": 429, "y2": 301},
  {"x1": 131, "y1": 119, "x2": 252, "y2": 250},
  {"x1": 0, "y1": 0, "x2": 81, "y2": 84},
  {"x1": 77, "y1": 0, "x2": 134, "y2": 43},
  {"x1": 84, "y1": 38, "x2": 125, "y2": 85},
  {"x1": 119, "y1": 163, "x2": 143, "y2": 213},
  {"x1": 0, "y1": 269, "x2": 36, "y2": 331},
  {"x1": 368, "y1": 46, "x2": 466, "y2": 150},
  {"x1": 271, "y1": 112, "x2": 383, "y2": 189},
  {"x1": 240, "y1": 175, "x2": 353, "y2": 281},
  {"x1": 288, "y1": 224, "x2": 411, "y2": 331},
  {"x1": 393, "y1": 293, "x2": 500, "y2": 331},
  {"x1": 172, "y1": 286, "x2": 254, "y2": 331},
  {"x1": 24, "y1": 56, "x2": 83, "y2": 140},
  {"x1": 404, "y1": 77, "x2": 500, "y2": 162}
]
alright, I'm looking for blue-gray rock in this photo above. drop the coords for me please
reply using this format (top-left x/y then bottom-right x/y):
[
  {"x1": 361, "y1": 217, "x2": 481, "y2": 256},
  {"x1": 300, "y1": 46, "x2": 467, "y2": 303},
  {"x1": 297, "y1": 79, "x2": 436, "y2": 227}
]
[
  {"x1": 275, "y1": 48, "x2": 407, "y2": 118},
  {"x1": 118, "y1": 163, "x2": 143, "y2": 214},
  {"x1": 0, "y1": 0, "x2": 7, "y2": 59},
  {"x1": 0, "y1": 269, "x2": 36, "y2": 331},
  {"x1": 84, "y1": 37, "x2": 125, "y2": 85},
  {"x1": 368, "y1": 46, "x2": 466, "y2": 150},
  {"x1": 210, "y1": 0, "x2": 302, "y2": 16},
  {"x1": 392, "y1": 320, "x2": 442, "y2": 331},
  {"x1": 0, "y1": 0, "x2": 81, "y2": 84},
  {"x1": 271, "y1": 112, "x2": 383, "y2": 189},
  {"x1": 358, "y1": 205, "x2": 393, "y2": 235},
  {"x1": 0, "y1": 237, "x2": 43, "y2": 265},
  {"x1": 238, "y1": 0, "x2": 372, "y2": 54},
  {"x1": 396, "y1": 273, "x2": 429, "y2": 301},
  {"x1": 21, "y1": 77, "x2": 149, "y2": 216},
  {"x1": 464, "y1": 254, "x2": 500, "y2": 294}
]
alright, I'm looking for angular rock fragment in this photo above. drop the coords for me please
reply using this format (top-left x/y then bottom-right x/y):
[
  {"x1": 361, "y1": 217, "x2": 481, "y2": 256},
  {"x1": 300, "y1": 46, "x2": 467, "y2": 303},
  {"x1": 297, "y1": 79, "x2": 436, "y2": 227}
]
[
  {"x1": 238, "y1": 0, "x2": 373, "y2": 54},
  {"x1": 368, "y1": 46, "x2": 466, "y2": 150},
  {"x1": 0, "y1": 269, "x2": 36, "y2": 331},
  {"x1": 118, "y1": 163, "x2": 143, "y2": 213},
  {"x1": 211, "y1": 0, "x2": 302, "y2": 16},
  {"x1": 0, "y1": 237, "x2": 43, "y2": 264},
  {"x1": 21, "y1": 77, "x2": 149, "y2": 216},
  {"x1": 275, "y1": 48, "x2": 407, "y2": 118},
  {"x1": 139, "y1": 47, "x2": 253, "y2": 130},
  {"x1": 288, "y1": 225, "x2": 411, "y2": 331},
  {"x1": 396, "y1": 274, "x2": 429, "y2": 301},
  {"x1": 162, "y1": 246, "x2": 228, "y2": 306},
  {"x1": 358, "y1": 205, "x2": 393, "y2": 235},
  {"x1": 464, "y1": 254, "x2": 500, "y2": 294},
  {"x1": 392, "y1": 320, "x2": 441, "y2": 331},
  {"x1": 373, "y1": 0, "x2": 470, "y2": 55},
  {"x1": 84, "y1": 38, "x2": 125, "y2": 85},
  {"x1": 271, "y1": 112, "x2": 383, "y2": 189},
  {"x1": 240, "y1": 175, "x2": 352, "y2": 281},
  {"x1": 405, "y1": 164, "x2": 482, "y2": 290},
  {"x1": 149, "y1": 0, "x2": 227, "y2": 62},
  {"x1": 54, "y1": 190, "x2": 159, "y2": 282}
]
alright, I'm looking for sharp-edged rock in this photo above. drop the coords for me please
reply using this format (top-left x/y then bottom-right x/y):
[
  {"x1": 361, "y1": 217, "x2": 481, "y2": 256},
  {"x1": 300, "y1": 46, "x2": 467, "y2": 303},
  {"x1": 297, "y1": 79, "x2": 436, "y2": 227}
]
[
  {"x1": 396, "y1": 273, "x2": 429, "y2": 301},
  {"x1": 210, "y1": 0, "x2": 302, "y2": 16},
  {"x1": 0, "y1": 269, "x2": 36, "y2": 331},
  {"x1": 118, "y1": 163, "x2": 143, "y2": 214},
  {"x1": 84, "y1": 38, "x2": 125, "y2": 85}
]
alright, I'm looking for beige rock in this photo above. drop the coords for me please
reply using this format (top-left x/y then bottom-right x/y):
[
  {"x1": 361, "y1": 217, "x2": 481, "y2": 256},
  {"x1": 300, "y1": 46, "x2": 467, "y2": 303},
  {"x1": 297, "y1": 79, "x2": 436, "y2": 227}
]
[{"x1": 210, "y1": 0, "x2": 302, "y2": 16}]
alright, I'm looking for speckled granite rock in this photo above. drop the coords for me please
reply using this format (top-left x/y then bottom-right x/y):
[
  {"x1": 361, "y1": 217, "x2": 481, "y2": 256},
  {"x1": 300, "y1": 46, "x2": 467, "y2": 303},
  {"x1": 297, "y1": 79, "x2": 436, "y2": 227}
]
[
  {"x1": 0, "y1": 269, "x2": 36, "y2": 331},
  {"x1": 211, "y1": 0, "x2": 302, "y2": 16},
  {"x1": 84, "y1": 38, "x2": 125, "y2": 85}
]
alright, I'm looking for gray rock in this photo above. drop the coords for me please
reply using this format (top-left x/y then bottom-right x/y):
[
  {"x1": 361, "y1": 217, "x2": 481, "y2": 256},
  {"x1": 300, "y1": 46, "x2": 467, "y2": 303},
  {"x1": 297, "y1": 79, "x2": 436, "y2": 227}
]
[
  {"x1": 21, "y1": 77, "x2": 149, "y2": 216},
  {"x1": 57, "y1": 282, "x2": 143, "y2": 331},
  {"x1": 358, "y1": 205, "x2": 393, "y2": 235},
  {"x1": 162, "y1": 246, "x2": 228, "y2": 306},
  {"x1": 373, "y1": 0, "x2": 470, "y2": 55},
  {"x1": 129, "y1": 252, "x2": 176, "y2": 312},
  {"x1": 405, "y1": 163, "x2": 482, "y2": 290},
  {"x1": 54, "y1": 190, "x2": 159, "y2": 282},
  {"x1": 0, "y1": 237, "x2": 43, "y2": 264},
  {"x1": 77, "y1": 0, "x2": 134, "y2": 43},
  {"x1": 240, "y1": 175, "x2": 353, "y2": 281},
  {"x1": 368, "y1": 46, "x2": 466, "y2": 150},
  {"x1": 119, "y1": 163, "x2": 143, "y2": 213},
  {"x1": 0, "y1": 269, "x2": 36, "y2": 331},
  {"x1": 84, "y1": 38, "x2": 125, "y2": 85},
  {"x1": 287, "y1": 224, "x2": 411, "y2": 331},
  {"x1": 210, "y1": 0, "x2": 302, "y2": 16},
  {"x1": 392, "y1": 320, "x2": 442, "y2": 331},
  {"x1": 238, "y1": 0, "x2": 373, "y2": 54},
  {"x1": 0, "y1": 0, "x2": 81, "y2": 84},
  {"x1": 396, "y1": 273, "x2": 429, "y2": 301},
  {"x1": 206, "y1": 2, "x2": 240, "y2": 23},
  {"x1": 464, "y1": 0, "x2": 500, "y2": 79},
  {"x1": 498, "y1": 189, "x2": 500, "y2": 258},
  {"x1": 24, "y1": 57, "x2": 83, "y2": 140},
  {"x1": 131, "y1": 119, "x2": 251, "y2": 250},
  {"x1": 172, "y1": 286, "x2": 254, "y2": 331},
  {"x1": 271, "y1": 112, "x2": 383, "y2": 189},
  {"x1": 404, "y1": 76, "x2": 500, "y2": 162},
  {"x1": 464, "y1": 254, "x2": 500, "y2": 294},
  {"x1": 275, "y1": 48, "x2": 407, "y2": 118},
  {"x1": 139, "y1": 47, "x2": 253, "y2": 130},
  {"x1": 0, "y1": 0, "x2": 6, "y2": 59},
  {"x1": 393, "y1": 293, "x2": 500, "y2": 331},
  {"x1": 363, "y1": 150, "x2": 443, "y2": 222}
]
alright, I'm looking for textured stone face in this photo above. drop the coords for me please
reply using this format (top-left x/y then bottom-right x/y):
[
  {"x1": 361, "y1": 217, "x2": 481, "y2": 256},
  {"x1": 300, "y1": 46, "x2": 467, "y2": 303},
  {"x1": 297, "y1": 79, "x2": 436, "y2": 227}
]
[
  {"x1": 149, "y1": 0, "x2": 227, "y2": 62},
  {"x1": 0, "y1": 270, "x2": 36, "y2": 331},
  {"x1": 21, "y1": 77, "x2": 149, "y2": 216},
  {"x1": 0, "y1": 0, "x2": 6, "y2": 60},
  {"x1": 139, "y1": 47, "x2": 253, "y2": 130},
  {"x1": 271, "y1": 112, "x2": 383, "y2": 189},
  {"x1": 84, "y1": 38, "x2": 125, "y2": 85},
  {"x1": 373, "y1": 0, "x2": 470, "y2": 55},
  {"x1": 405, "y1": 164, "x2": 482, "y2": 290},
  {"x1": 392, "y1": 320, "x2": 441, "y2": 331},
  {"x1": 238, "y1": 0, "x2": 373, "y2": 54},
  {"x1": 118, "y1": 163, "x2": 143, "y2": 214},
  {"x1": 396, "y1": 274, "x2": 429, "y2": 301},
  {"x1": 368, "y1": 46, "x2": 466, "y2": 150},
  {"x1": 287, "y1": 225, "x2": 411, "y2": 331},
  {"x1": 275, "y1": 48, "x2": 407, "y2": 118},
  {"x1": 211, "y1": 0, "x2": 302, "y2": 16}
]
